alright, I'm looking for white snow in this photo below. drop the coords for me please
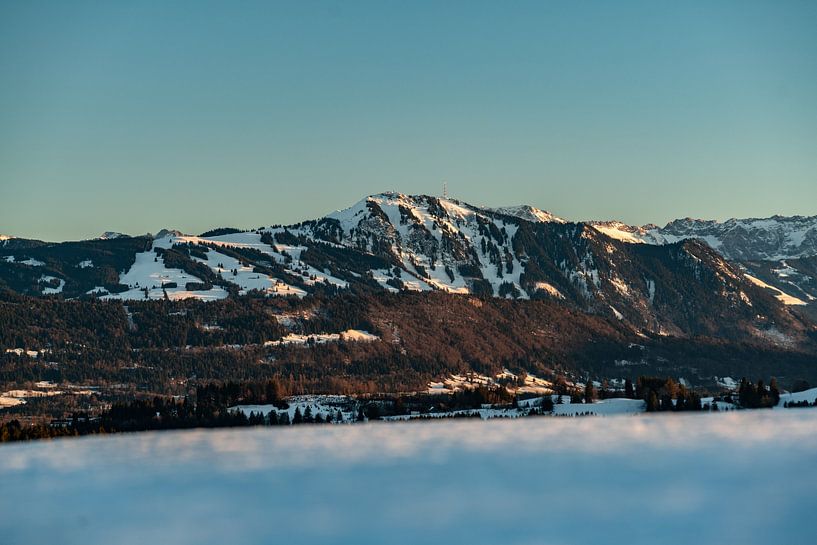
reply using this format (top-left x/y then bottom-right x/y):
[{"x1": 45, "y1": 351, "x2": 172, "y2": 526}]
[
  {"x1": 193, "y1": 248, "x2": 306, "y2": 297},
  {"x1": 776, "y1": 387, "x2": 817, "y2": 408},
  {"x1": 0, "y1": 396, "x2": 26, "y2": 408},
  {"x1": 552, "y1": 397, "x2": 645, "y2": 416},
  {"x1": 152, "y1": 231, "x2": 349, "y2": 293},
  {"x1": 592, "y1": 222, "x2": 647, "y2": 243},
  {"x1": 264, "y1": 329, "x2": 379, "y2": 347},
  {"x1": 5, "y1": 348, "x2": 41, "y2": 358},
  {"x1": 87, "y1": 286, "x2": 109, "y2": 295},
  {"x1": 3, "y1": 256, "x2": 45, "y2": 266},
  {"x1": 700, "y1": 397, "x2": 738, "y2": 411},
  {"x1": 428, "y1": 371, "x2": 556, "y2": 396},
  {"x1": 103, "y1": 248, "x2": 228, "y2": 302},
  {"x1": 715, "y1": 376, "x2": 738, "y2": 390},
  {"x1": 744, "y1": 274, "x2": 807, "y2": 305},
  {"x1": 609, "y1": 276, "x2": 630, "y2": 296},
  {"x1": 39, "y1": 275, "x2": 65, "y2": 294},
  {"x1": 78, "y1": 259, "x2": 93, "y2": 268},
  {"x1": 532, "y1": 281, "x2": 564, "y2": 299}
]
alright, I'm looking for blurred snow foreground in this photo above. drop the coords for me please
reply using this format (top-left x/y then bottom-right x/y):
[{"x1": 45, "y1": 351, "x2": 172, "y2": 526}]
[{"x1": 2, "y1": 411, "x2": 816, "y2": 545}]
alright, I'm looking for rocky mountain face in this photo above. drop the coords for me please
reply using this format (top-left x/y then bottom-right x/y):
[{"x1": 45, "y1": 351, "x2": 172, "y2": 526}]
[
  {"x1": 590, "y1": 215, "x2": 817, "y2": 306},
  {"x1": 1, "y1": 193, "x2": 812, "y2": 349},
  {"x1": 652, "y1": 216, "x2": 817, "y2": 261}
]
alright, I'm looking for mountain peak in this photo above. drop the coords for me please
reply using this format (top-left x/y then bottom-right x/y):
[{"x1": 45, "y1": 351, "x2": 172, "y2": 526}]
[
  {"x1": 153, "y1": 228, "x2": 186, "y2": 240},
  {"x1": 491, "y1": 205, "x2": 566, "y2": 224},
  {"x1": 98, "y1": 231, "x2": 129, "y2": 240}
]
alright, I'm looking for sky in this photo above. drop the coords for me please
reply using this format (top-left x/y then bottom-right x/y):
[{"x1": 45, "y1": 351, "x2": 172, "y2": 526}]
[{"x1": 1, "y1": 0, "x2": 815, "y2": 241}]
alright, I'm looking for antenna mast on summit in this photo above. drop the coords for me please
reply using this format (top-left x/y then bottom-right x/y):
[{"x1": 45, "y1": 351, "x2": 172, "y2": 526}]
[{"x1": 443, "y1": 181, "x2": 448, "y2": 199}]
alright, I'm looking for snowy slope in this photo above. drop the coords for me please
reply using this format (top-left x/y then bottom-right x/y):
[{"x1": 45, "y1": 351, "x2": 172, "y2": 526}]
[
  {"x1": 192, "y1": 247, "x2": 306, "y2": 297},
  {"x1": 103, "y1": 247, "x2": 229, "y2": 302},
  {"x1": 776, "y1": 387, "x2": 817, "y2": 407},
  {"x1": 744, "y1": 274, "x2": 807, "y2": 306}
]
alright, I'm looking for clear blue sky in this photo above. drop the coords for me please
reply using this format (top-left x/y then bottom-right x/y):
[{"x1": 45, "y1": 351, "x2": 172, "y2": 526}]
[{"x1": 1, "y1": 0, "x2": 815, "y2": 241}]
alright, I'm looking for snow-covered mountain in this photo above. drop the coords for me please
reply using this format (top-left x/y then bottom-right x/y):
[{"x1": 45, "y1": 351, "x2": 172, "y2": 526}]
[
  {"x1": 0, "y1": 192, "x2": 813, "y2": 343},
  {"x1": 591, "y1": 215, "x2": 817, "y2": 261},
  {"x1": 588, "y1": 216, "x2": 817, "y2": 304},
  {"x1": 97, "y1": 231, "x2": 129, "y2": 240}
]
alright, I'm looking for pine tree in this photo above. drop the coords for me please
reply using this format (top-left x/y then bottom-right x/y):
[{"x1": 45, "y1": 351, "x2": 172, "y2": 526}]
[
  {"x1": 769, "y1": 378, "x2": 780, "y2": 406},
  {"x1": 624, "y1": 379, "x2": 635, "y2": 399},
  {"x1": 646, "y1": 391, "x2": 659, "y2": 412},
  {"x1": 584, "y1": 380, "x2": 596, "y2": 404},
  {"x1": 293, "y1": 407, "x2": 303, "y2": 424}
]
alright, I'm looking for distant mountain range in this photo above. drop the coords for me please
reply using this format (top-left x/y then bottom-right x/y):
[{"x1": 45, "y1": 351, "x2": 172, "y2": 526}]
[{"x1": 1, "y1": 193, "x2": 815, "y2": 345}]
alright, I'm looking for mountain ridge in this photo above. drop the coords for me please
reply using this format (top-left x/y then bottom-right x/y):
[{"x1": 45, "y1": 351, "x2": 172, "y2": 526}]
[{"x1": 1, "y1": 192, "x2": 813, "y2": 350}]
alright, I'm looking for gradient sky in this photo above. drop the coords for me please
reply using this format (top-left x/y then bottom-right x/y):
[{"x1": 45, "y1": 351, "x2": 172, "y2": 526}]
[{"x1": 1, "y1": 1, "x2": 816, "y2": 241}]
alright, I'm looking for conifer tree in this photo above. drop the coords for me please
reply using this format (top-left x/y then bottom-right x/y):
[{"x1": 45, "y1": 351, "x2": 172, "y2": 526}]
[
  {"x1": 769, "y1": 378, "x2": 780, "y2": 406},
  {"x1": 584, "y1": 380, "x2": 596, "y2": 404},
  {"x1": 624, "y1": 379, "x2": 635, "y2": 399}
]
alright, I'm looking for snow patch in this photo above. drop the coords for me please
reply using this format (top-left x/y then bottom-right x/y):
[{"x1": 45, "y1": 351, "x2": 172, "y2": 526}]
[{"x1": 744, "y1": 274, "x2": 807, "y2": 305}]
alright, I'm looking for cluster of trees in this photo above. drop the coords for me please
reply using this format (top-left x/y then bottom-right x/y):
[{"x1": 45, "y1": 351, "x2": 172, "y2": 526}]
[
  {"x1": 0, "y1": 236, "x2": 150, "y2": 298},
  {"x1": 783, "y1": 399, "x2": 815, "y2": 408},
  {"x1": 737, "y1": 378, "x2": 780, "y2": 409},
  {"x1": 447, "y1": 385, "x2": 514, "y2": 410},
  {"x1": 0, "y1": 414, "x2": 103, "y2": 442},
  {"x1": 637, "y1": 377, "x2": 704, "y2": 412},
  {"x1": 196, "y1": 380, "x2": 285, "y2": 413}
]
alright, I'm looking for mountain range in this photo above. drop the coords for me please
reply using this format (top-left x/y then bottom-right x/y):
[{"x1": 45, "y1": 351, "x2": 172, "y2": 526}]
[{"x1": 1, "y1": 193, "x2": 815, "y2": 343}]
